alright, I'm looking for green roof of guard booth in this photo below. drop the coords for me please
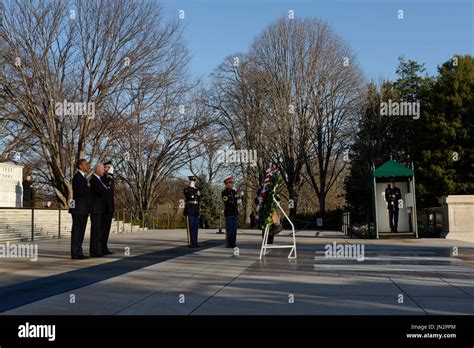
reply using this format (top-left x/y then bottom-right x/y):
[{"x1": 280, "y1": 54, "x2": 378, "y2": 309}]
[
  {"x1": 371, "y1": 160, "x2": 418, "y2": 238},
  {"x1": 373, "y1": 160, "x2": 414, "y2": 178}
]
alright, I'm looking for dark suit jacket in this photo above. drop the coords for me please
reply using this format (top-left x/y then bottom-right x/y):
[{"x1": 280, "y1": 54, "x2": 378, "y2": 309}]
[
  {"x1": 101, "y1": 174, "x2": 115, "y2": 214},
  {"x1": 69, "y1": 171, "x2": 90, "y2": 215},
  {"x1": 22, "y1": 180, "x2": 34, "y2": 205},
  {"x1": 90, "y1": 175, "x2": 108, "y2": 214}
]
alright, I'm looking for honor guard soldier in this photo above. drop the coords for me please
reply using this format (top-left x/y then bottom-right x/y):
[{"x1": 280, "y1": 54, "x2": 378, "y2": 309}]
[
  {"x1": 222, "y1": 176, "x2": 239, "y2": 248},
  {"x1": 183, "y1": 176, "x2": 200, "y2": 248},
  {"x1": 385, "y1": 179, "x2": 402, "y2": 233},
  {"x1": 101, "y1": 160, "x2": 115, "y2": 255}
]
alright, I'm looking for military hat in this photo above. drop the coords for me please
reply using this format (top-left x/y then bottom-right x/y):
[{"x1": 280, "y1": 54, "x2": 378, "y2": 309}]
[
  {"x1": 104, "y1": 160, "x2": 112, "y2": 166},
  {"x1": 224, "y1": 176, "x2": 234, "y2": 184},
  {"x1": 188, "y1": 175, "x2": 197, "y2": 181}
]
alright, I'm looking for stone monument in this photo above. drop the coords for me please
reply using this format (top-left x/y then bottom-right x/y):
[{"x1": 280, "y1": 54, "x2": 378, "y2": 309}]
[
  {"x1": 441, "y1": 195, "x2": 474, "y2": 243},
  {"x1": 0, "y1": 162, "x2": 24, "y2": 207}
]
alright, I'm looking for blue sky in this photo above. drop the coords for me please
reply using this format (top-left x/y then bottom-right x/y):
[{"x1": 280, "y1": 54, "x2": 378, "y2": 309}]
[{"x1": 160, "y1": 0, "x2": 473, "y2": 83}]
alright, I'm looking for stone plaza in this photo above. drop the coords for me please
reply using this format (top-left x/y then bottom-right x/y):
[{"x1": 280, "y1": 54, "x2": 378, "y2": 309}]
[{"x1": 0, "y1": 228, "x2": 473, "y2": 315}]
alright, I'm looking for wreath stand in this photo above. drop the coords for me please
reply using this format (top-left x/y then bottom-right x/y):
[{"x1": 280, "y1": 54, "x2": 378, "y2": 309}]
[{"x1": 259, "y1": 197, "x2": 297, "y2": 259}]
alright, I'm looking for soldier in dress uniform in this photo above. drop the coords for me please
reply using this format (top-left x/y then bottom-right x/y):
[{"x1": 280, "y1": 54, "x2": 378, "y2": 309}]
[
  {"x1": 183, "y1": 176, "x2": 200, "y2": 248},
  {"x1": 222, "y1": 176, "x2": 239, "y2": 248},
  {"x1": 385, "y1": 179, "x2": 402, "y2": 233},
  {"x1": 101, "y1": 160, "x2": 115, "y2": 255}
]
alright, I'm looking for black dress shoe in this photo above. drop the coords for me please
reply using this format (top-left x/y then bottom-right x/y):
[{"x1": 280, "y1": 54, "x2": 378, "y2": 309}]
[
  {"x1": 103, "y1": 250, "x2": 115, "y2": 255},
  {"x1": 188, "y1": 245, "x2": 198, "y2": 248},
  {"x1": 90, "y1": 253, "x2": 104, "y2": 257},
  {"x1": 72, "y1": 255, "x2": 89, "y2": 260}
]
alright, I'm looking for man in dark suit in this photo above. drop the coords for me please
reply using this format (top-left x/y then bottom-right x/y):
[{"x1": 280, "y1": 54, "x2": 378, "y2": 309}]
[
  {"x1": 69, "y1": 159, "x2": 91, "y2": 259},
  {"x1": 22, "y1": 175, "x2": 34, "y2": 208},
  {"x1": 89, "y1": 163, "x2": 108, "y2": 257},
  {"x1": 101, "y1": 161, "x2": 115, "y2": 255}
]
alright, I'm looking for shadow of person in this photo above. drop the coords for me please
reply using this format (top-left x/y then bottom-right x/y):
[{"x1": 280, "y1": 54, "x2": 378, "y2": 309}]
[{"x1": 15, "y1": 181, "x2": 22, "y2": 207}]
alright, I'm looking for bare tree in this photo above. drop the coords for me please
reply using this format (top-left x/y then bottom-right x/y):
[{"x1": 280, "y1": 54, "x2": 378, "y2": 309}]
[
  {"x1": 208, "y1": 54, "x2": 273, "y2": 222},
  {"x1": 0, "y1": 0, "x2": 188, "y2": 207},
  {"x1": 186, "y1": 124, "x2": 227, "y2": 183},
  {"x1": 298, "y1": 20, "x2": 363, "y2": 215},
  {"x1": 249, "y1": 18, "x2": 320, "y2": 218},
  {"x1": 209, "y1": 17, "x2": 363, "y2": 218},
  {"x1": 114, "y1": 82, "x2": 213, "y2": 212}
]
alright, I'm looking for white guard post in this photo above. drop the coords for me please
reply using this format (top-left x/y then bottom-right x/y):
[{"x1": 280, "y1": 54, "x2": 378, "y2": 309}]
[{"x1": 259, "y1": 197, "x2": 297, "y2": 259}]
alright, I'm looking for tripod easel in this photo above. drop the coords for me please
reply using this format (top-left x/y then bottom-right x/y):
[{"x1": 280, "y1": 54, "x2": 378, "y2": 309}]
[{"x1": 259, "y1": 197, "x2": 297, "y2": 259}]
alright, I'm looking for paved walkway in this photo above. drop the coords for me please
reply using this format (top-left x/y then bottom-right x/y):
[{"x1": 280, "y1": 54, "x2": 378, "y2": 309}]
[{"x1": 0, "y1": 229, "x2": 473, "y2": 315}]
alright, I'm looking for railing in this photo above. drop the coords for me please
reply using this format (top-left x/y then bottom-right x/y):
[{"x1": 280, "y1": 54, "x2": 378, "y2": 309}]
[
  {"x1": 0, "y1": 207, "x2": 70, "y2": 242},
  {"x1": 0, "y1": 207, "x2": 164, "y2": 242},
  {"x1": 114, "y1": 209, "x2": 158, "y2": 233},
  {"x1": 341, "y1": 211, "x2": 352, "y2": 237},
  {"x1": 417, "y1": 207, "x2": 443, "y2": 237}
]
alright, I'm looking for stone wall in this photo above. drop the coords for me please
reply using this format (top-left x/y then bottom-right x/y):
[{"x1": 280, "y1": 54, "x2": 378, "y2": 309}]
[
  {"x1": 0, "y1": 162, "x2": 23, "y2": 207},
  {"x1": 441, "y1": 195, "x2": 474, "y2": 243}
]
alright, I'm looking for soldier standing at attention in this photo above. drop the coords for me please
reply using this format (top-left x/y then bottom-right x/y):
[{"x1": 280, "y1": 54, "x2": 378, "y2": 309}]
[
  {"x1": 385, "y1": 179, "x2": 402, "y2": 233},
  {"x1": 222, "y1": 176, "x2": 239, "y2": 248},
  {"x1": 183, "y1": 176, "x2": 200, "y2": 248},
  {"x1": 101, "y1": 160, "x2": 115, "y2": 255}
]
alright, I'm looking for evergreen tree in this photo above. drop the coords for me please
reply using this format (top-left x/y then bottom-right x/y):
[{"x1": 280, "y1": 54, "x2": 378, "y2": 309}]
[
  {"x1": 346, "y1": 57, "x2": 432, "y2": 217},
  {"x1": 345, "y1": 81, "x2": 399, "y2": 220},
  {"x1": 346, "y1": 55, "x2": 474, "y2": 214},
  {"x1": 392, "y1": 56, "x2": 434, "y2": 165},
  {"x1": 198, "y1": 174, "x2": 223, "y2": 228},
  {"x1": 414, "y1": 55, "x2": 474, "y2": 207}
]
